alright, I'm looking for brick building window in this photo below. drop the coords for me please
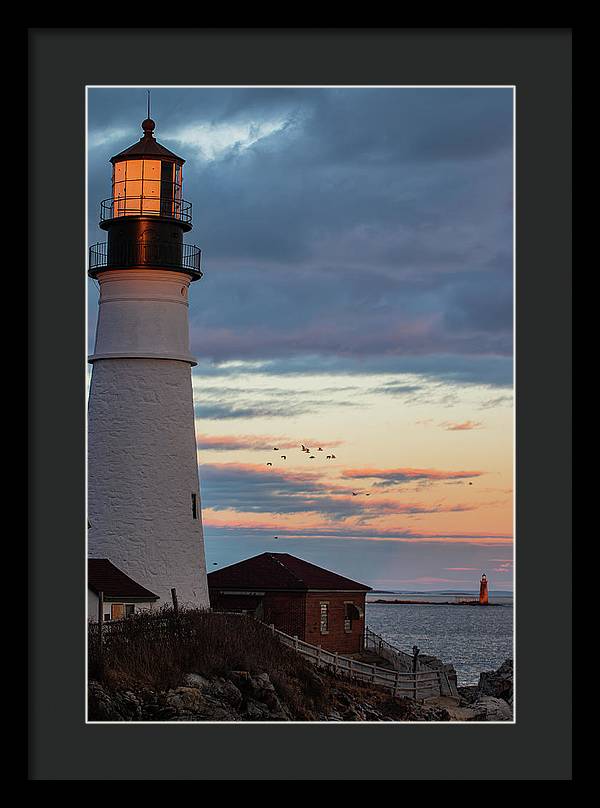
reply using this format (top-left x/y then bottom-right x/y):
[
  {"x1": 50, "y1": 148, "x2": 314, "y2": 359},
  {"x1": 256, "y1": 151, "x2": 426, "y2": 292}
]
[
  {"x1": 344, "y1": 602, "x2": 361, "y2": 633},
  {"x1": 320, "y1": 602, "x2": 329, "y2": 634}
]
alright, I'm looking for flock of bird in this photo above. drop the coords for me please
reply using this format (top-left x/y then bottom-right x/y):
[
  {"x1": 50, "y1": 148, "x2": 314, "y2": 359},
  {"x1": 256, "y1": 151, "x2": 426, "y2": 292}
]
[
  {"x1": 265, "y1": 444, "x2": 337, "y2": 468},
  {"x1": 210, "y1": 443, "x2": 476, "y2": 561},
  {"x1": 265, "y1": 444, "x2": 373, "y2": 497},
  {"x1": 263, "y1": 443, "x2": 477, "y2": 501}
]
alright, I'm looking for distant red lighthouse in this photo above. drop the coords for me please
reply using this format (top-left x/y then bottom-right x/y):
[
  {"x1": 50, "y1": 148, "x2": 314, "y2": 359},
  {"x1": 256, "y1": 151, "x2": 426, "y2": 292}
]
[{"x1": 479, "y1": 573, "x2": 489, "y2": 605}]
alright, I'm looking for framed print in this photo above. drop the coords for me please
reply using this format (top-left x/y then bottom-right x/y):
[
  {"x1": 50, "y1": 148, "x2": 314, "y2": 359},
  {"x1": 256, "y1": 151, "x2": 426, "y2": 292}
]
[{"x1": 29, "y1": 28, "x2": 572, "y2": 781}]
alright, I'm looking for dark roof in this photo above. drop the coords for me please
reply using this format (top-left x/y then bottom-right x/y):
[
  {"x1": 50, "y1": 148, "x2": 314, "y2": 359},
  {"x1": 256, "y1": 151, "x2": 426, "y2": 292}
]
[
  {"x1": 88, "y1": 559, "x2": 159, "y2": 600},
  {"x1": 110, "y1": 119, "x2": 185, "y2": 165},
  {"x1": 207, "y1": 553, "x2": 371, "y2": 592}
]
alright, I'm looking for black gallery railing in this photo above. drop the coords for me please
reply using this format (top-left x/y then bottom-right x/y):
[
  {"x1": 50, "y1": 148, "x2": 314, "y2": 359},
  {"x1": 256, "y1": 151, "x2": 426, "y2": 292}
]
[
  {"x1": 89, "y1": 241, "x2": 202, "y2": 275},
  {"x1": 100, "y1": 196, "x2": 193, "y2": 224}
]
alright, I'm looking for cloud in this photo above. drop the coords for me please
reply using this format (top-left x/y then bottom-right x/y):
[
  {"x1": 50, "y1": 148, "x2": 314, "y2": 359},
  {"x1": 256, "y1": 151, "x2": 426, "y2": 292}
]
[
  {"x1": 192, "y1": 355, "x2": 513, "y2": 389},
  {"x1": 342, "y1": 467, "x2": 484, "y2": 487},
  {"x1": 197, "y1": 433, "x2": 344, "y2": 451},
  {"x1": 479, "y1": 394, "x2": 514, "y2": 409},
  {"x1": 446, "y1": 567, "x2": 479, "y2": 571},
  {"x1": 439, "y1": 420, "x2": 483, "y2": 431},
  {"x1": 89, "y1": 88, "x2": 513, "y2": 383},
  {"x1": 199, "y1": 462, "x2": 478, "y2": 520},
  {"x1": 202, "y1": 514, "x2": 513, "y2": 545},
  {"x1": 195, "y1": 396, "x2": 357, "y2": 420},
  {"x1": 88, "y1": 127, "x2": 132, "y2": 150},
  {"x1": 87, "y1": 87, "x2": 513, "y2": 588},
  {"x1": 162, "y1": 118, "x2": 291, "y2": 162}
]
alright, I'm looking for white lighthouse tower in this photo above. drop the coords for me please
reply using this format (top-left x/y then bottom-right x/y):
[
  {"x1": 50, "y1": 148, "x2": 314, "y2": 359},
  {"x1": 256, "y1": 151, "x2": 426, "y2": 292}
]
[{"x1": 87, "y1": 113, "x2": 209, "y2": 608}]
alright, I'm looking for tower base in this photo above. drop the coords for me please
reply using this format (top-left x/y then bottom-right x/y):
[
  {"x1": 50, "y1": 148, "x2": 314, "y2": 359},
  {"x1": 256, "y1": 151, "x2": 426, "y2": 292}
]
[{"x1": 88, "y1": 357, "x2": 209, "y2": 608}]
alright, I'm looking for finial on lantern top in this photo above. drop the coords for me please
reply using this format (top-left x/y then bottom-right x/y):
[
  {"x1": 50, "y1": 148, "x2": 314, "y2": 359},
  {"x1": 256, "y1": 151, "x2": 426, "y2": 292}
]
[
  {"x1": 141, "y1": 117, "x2": 156, "y2": 137},
  {"x1": 141, "y1": 90, "x2": 155, "y2": 137}
]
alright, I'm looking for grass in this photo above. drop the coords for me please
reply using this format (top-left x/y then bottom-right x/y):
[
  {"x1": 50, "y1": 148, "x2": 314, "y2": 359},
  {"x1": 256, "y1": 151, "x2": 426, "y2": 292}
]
[{"x1": 89, "y1": 607, "x2": 328, "y2": 717}]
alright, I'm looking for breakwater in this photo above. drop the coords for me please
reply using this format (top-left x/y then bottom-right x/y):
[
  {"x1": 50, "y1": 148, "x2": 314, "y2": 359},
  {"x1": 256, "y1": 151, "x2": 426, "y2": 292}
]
[{"x1": 369, "y1": 599, "x2": 502, "y2": 606}]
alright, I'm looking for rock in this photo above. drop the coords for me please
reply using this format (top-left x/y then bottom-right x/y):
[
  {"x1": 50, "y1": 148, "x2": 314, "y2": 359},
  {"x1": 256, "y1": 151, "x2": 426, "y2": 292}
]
[
  {"x1": 229, "y1": 670, "x2": 252, "y2": 689},
  {"x1": 471, "y1": 695, "x2": 512, "y2": 721},
  {"x1": 227, "y1": 671, "x2": 290, "y2": 719},
  {"x1": 245, "y1": 698, "x2": 273, "y2": 720},
  {"x1": 88, "y1": 681, "x2": 144, "y2": 721},
  {"x1": 88, "y1": 681, "x2": 120, "y2": 721},
  {"x1": 213, "y1": 678, "x2": 243, "y2": 708},
  {"x1": 478, "y1": 658, "x2": 513, "y2": 703},
  {"x1": 166, "y1": 687, "x2": 204, "y2": 712},
  {"x1": 457, "y1": 685, "x2": 480, "y2": 704},
  {"x1": 183, "y1": 673, "x2": 212, "y2": 690}
]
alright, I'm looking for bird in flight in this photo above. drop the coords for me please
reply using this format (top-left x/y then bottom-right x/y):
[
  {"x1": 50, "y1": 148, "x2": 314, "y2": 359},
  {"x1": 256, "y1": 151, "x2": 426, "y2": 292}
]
[
  {"x1": 266, "y1": 462, "x2": 273, "y2": 466},
  {"x1": 273, "y1": 447, "x2": 279, "y2": 451},
  {"x1": 326, "y1": 455, "x2": 332, "y2": 459},
  {"x1": 301, "y1": 445, "x2": 307, "y2": 451},
  {"x1": 274, "y1": 536, "x2": 278, "y2": 539},
  {"x1": 365, "y1": 493, "x2": 371, "y2": 496},
  {"x1": 309, "y1": 455, "x2": 315, "y2": 459},
  {"x1": 352, "y1": 492, "x2": 359, "y2": 496},
  {"x1": 331, "y1": 454, "x2": 337, "y2": 459},
  {"x1": 281, "y1": 455, "x2": 287, "y2": 460},
  {"x1": 468, "y1": 482, "x2": 473, "y2": 485},
  {"x1": 212, "y1": 562, "x2": 218, "y2": 565},
  {"x1": 318, "y1": 447, "x2": 323, "y2": 451}
]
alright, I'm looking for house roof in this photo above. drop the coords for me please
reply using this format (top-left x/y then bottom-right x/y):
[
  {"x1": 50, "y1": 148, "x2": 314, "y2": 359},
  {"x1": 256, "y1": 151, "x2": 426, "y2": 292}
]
[
  {"x1": 88, "y1": 559, "x2": 159, "y2": 601},
  {"x1": 207, "y1": 553, "x2": 371, "y2": 592}
]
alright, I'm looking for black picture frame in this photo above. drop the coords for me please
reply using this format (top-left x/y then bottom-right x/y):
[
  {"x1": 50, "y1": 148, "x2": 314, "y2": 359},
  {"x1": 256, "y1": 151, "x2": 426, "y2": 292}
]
[{"x1": 29, "y1": 28, "x2": 572, "y2": 781}]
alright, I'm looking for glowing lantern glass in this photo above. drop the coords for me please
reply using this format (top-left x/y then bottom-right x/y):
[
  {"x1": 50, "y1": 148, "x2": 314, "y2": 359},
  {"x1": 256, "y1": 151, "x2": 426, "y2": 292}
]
[{"x1": 112, "y1": 157, "x2": 183, "y2": 218}]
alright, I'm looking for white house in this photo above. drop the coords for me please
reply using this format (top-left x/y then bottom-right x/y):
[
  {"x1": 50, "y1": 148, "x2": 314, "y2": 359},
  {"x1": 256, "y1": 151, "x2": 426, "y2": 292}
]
[{"x1": 88, "y1": 558, "x2": 159, "y2": 622}]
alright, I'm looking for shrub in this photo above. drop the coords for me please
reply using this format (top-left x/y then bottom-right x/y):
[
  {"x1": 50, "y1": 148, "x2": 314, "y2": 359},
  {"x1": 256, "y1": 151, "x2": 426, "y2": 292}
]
[{"x1": 88, "y1": 607, "x2": 327, "y2": 716}]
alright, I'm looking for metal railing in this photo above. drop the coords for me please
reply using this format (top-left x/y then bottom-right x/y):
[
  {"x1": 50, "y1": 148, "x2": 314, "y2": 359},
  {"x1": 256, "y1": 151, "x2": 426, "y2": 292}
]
[
  {"x1": 269, "y1": 624, "x2": 443, "y2": 701},
  {"x1": 100, "y1": 196, "x2": 193, "y2": 224},
  {"x1": 364, "y1": 627, "x2": 415, "y2": 671},
  {"x1": 365, "y1": 627, "x2": 458, "y2": 697},
  {"x1": 89, "y1": 241, "x2": 202, "y2": 275}
]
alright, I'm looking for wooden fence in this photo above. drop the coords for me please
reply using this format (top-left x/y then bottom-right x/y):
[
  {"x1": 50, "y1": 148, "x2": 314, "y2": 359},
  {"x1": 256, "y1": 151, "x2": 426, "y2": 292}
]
[
  {"x1": 268, "y1": 624, "x2": 443, "y2": 701},
  {"x1": 88, "y1": 609, "x2": 449, "y2": 702}
]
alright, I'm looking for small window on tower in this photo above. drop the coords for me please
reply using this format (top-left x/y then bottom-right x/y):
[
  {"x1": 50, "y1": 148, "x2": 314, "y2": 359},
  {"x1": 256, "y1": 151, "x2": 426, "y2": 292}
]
[{"x1": 192, "y1": 492, "x2": 198, "y2": 519}]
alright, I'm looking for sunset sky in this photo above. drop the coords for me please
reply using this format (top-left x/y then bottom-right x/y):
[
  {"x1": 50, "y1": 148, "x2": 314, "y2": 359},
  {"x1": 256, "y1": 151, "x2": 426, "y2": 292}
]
[{"x1": 87, "y1": 87, "x2": 514, "y2": 592}]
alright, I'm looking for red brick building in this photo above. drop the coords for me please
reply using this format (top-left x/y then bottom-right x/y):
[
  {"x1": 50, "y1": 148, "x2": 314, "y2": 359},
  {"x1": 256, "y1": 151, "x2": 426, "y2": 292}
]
[{"x1": 207, "y1": 552, "x2": 371, "y2": 655}]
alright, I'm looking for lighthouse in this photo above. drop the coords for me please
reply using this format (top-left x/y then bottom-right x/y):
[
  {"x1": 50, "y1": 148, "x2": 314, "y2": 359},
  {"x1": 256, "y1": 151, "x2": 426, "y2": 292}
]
[
  {"x1": 479, "y1": 573, "x2": 489, "y2": 605},
  {"x1": 87, "y1": 113, "x2": 209, "y2": 608}
]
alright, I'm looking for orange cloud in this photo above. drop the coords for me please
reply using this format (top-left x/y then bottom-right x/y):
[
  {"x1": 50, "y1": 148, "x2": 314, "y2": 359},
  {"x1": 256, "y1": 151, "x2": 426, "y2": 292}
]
[
  {"x1": 197, "y1": 434, "x2": 344, "y2": 451},
  {"x1": 446, "y1": 567, "x2": 479, "y2": 571},
  {"x1": 202, "y1": 509, "x2": 513, "y2": 545},
  {"x1": 343, "y1": 467, "x2": 483, "y2": 483},
  {"x1": 439, "y1": 420, "x2": 483, "y2": 431}
]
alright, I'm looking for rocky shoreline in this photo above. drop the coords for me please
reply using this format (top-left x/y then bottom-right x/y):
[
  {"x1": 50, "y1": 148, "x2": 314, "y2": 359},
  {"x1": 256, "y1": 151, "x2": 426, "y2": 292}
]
[{"x1": 88, "y1": 658, "x2": 513, "y2": 722}]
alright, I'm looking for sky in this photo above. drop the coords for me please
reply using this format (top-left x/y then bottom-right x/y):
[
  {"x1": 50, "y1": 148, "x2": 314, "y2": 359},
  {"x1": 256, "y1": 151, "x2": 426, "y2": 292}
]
[{"x1": 87, "y1": 87, "x2": 514, "y2": 592}]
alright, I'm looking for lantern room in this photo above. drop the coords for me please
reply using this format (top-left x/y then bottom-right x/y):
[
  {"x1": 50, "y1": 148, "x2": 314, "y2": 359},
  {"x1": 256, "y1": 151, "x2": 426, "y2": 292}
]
[
  {"x1": 103, "y1": 118, "x2": 189, "y2": 223},
  {"x1": 89, "y1": 116, "x2": 202, "y2": 281}
]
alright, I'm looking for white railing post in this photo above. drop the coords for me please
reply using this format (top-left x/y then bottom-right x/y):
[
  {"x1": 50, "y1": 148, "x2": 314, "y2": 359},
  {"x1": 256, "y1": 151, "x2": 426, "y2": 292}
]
[
  {"x1": 393, "y1": 671, "x2": 399, "y2": 698},
  {"x1": 294, "y1": 635, "x2": 299, "y2": 650},
  {"x1": 334, "y1": 652, "x2": 338, "y2": 674},
  {"x1": 270, "y1": 623, "x2": 275, "y2": 635}
]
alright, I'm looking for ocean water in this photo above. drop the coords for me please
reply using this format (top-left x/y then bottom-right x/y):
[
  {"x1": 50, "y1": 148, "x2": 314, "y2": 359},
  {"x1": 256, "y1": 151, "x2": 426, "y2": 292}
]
[{"x1": 365, "y1": 596, "x2": 513, "y2": 685}]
